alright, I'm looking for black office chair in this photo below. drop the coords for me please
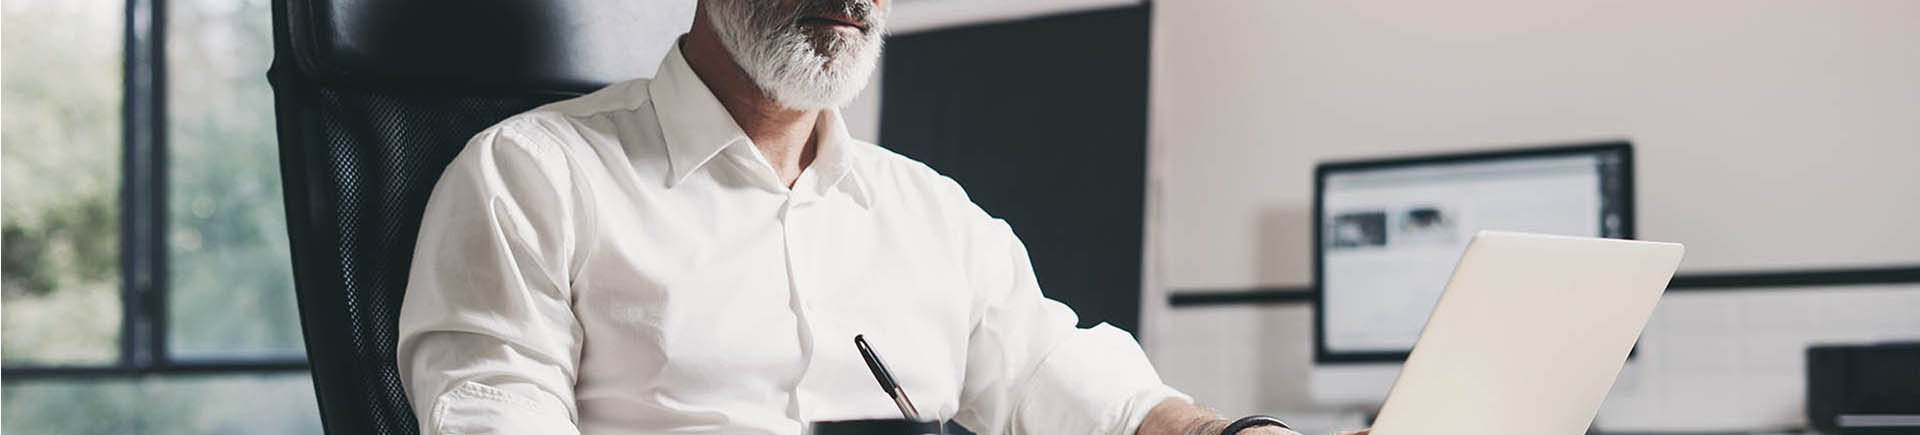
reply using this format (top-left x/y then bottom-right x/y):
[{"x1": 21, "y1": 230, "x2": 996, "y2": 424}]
[{"x1": 267, "y1": 0, "x2": 686, "y2": 432}]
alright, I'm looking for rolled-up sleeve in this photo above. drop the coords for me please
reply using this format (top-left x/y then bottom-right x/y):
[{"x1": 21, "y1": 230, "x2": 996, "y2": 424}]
[
  {"x1": 396, "y1": 120, "x2": 592, "y2": 435},
  {"x1": 952, "y1": 215, "x2": 1189, "y2": 435}
]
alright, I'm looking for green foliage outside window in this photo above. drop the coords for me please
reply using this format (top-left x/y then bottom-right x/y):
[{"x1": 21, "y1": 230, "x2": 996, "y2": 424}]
[{"x1": 2, "y1": 0, "x2": 127, "y2": 367}]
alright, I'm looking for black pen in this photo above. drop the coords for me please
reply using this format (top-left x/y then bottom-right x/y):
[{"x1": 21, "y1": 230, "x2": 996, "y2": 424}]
[{"x1": 854, "y1": 334, "x2": 922, "y2": 420}]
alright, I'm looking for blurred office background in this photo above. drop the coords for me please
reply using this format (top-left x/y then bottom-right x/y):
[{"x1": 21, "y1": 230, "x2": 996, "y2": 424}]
[
  {"x1": 1136, "y1": 1, "x2": 1920, "y2": 433},
  {"x1": 2, "y1": 0, "x2": 1915, "y2": 434}
]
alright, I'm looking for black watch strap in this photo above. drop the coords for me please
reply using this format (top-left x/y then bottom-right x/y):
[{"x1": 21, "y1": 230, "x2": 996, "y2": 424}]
[{"x1": 1220, "y1": 415, "x2": 1290, "y2": 435}]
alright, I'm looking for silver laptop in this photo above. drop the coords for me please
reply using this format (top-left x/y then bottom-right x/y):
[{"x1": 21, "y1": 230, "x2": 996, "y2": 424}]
[{"x1": 1370, "y1": 231, "x2": 1684, "y2": 435}]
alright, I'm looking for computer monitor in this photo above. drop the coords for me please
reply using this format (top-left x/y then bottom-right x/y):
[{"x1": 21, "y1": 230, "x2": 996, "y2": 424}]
[{"x1": 1313, "y1": 141, "x2": 1633, "y2": 363}]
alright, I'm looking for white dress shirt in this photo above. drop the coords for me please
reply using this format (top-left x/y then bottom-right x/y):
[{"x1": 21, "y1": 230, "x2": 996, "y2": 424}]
[{"x1": 396, "y1": 42, "x2": 1187, "y2": 435}]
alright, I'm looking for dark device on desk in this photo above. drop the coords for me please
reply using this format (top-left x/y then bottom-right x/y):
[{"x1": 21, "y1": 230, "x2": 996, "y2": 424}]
[
  {"x1": 833, "y1": 335, "x2": 944, "y2": 435},
  {"x1": 1807, "y1": 342, "x2": 1920, "y2": 433},
  {"x1": 810, "y1": 419, "x2": 944, "y2": 435}
]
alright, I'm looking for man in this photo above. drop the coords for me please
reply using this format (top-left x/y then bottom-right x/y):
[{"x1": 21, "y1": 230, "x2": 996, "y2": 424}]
[{"x1": 397, "y1": 0, "x2": 1359, "y2": 434}]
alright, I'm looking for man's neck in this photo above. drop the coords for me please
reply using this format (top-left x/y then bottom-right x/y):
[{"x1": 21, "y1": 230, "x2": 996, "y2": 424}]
[{"x1": 682, "y1": 9, "x2": 819, "y2": 188}]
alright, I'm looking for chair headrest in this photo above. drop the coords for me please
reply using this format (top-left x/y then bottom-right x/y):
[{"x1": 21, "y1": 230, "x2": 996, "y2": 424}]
[{"x1": 280, "y1": 0, "x2": 693, "y2": 92}]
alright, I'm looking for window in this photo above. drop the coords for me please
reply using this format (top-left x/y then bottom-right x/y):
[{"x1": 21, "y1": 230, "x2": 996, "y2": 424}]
[
  {"x1": 2, "y1": 0, "x2": 124, "y2": 368},
  {"x1": 165, "y1": 0, "x2": 304, "y2": 360},
  {"x1": 2, "y1": 0, "x2": 321, "y2": 432}
]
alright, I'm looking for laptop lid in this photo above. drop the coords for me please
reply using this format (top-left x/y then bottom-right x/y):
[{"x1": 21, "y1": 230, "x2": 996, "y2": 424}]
[{"x1": 1371, "y1": 231, "x2": 1683, "y2": 435}]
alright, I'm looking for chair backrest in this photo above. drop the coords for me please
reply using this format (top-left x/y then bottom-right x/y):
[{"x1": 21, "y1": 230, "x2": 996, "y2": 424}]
[{"x1": 267, "y1": 1, "x2": 688, "y2": 433}]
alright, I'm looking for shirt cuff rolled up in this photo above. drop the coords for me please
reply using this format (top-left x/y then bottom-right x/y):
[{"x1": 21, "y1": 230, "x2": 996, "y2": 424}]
[
  {"x1": 428, "y1": 381, "x2": 580, "y2": 435},
  {"x1": 1017, "y1": 322, "x2": 1192, "y2": 434}
]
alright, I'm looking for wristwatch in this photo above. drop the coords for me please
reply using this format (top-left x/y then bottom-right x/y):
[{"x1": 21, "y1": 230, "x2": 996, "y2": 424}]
[{"x1": 1221, "y1": 415, "x2": 1291, "y2": 434}]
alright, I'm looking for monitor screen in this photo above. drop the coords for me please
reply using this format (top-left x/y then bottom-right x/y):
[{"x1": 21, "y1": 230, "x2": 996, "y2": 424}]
[{"x1": 1314, "y1": 142, "x2": 1632, "y2": 362}]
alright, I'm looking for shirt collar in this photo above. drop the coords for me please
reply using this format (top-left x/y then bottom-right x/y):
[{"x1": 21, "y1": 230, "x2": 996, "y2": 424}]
[
  {"x1": 649, "y1": 40, "x2": 871, "y2": 209},
  {"x1": 808, "y1": 109, "x2": 872, "y2": 209},
  {"x1": 651, "y1": 42, "x2": 750, "y2": 188}
]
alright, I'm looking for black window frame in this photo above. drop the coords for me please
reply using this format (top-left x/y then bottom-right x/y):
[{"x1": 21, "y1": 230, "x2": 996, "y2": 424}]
[{"x1": 1, "y1": 0, "x2": 309, "y2": 380}]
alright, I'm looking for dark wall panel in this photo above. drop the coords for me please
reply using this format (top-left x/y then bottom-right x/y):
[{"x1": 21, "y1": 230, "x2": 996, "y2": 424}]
[{"x1": 880, "y1": 6, "x2": 1151, "y2": 332}]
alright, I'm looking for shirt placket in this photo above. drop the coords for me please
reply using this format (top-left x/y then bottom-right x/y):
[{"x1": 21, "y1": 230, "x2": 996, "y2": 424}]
[{"x1": 780, "y1": 171, "x2": 827, "y2": 422}]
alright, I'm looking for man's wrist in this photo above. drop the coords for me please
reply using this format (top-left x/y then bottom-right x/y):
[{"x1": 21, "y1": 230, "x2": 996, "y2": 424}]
[
  {"x1": 1187, "y1": 417, "x2": 1230, "y2": 435},
  {"x1": 1139, "y1": 398, "x2": 1295, "y2": 435},
  {"x1": 1218, "y1": 415, "x2": 1292, "y2": 434}
]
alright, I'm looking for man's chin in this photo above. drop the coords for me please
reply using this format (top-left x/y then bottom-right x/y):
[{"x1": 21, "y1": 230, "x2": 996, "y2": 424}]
[
  {"x1": 799, "y1": 34, "x2": 871, "y2": 58},
  {"x1": 799, "y1": 22, "x2": 865, "y2": 39},
  {"x1": 817, "y1": 54, "x2": 862, "y2": 71},
  {"x1": 763, "y1": 74, "x2": 871, "y2": 110},
  {"x1": 803, "y1": 48, "x2": 874, "y2": 73}
]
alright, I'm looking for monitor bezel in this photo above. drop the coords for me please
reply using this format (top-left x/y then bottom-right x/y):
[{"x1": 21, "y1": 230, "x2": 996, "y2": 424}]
[{"x1": 1312, "y1": 140, "x2": 1636, "y2": 364}]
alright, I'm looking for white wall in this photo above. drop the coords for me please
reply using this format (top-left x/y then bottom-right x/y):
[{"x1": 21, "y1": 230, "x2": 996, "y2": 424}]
[
  {"x1": 887, "y1": 0, "x2": 1139, "y2": 33},
  {"x1": 1151, "y1": 0, "x2": 1920, "y2": 286},
  {"x1": 1146, "y1": 1, "x2": 1920, "y2": 432}
]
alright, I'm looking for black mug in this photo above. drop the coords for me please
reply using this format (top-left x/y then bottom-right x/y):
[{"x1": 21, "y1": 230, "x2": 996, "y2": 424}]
[{"x1": 807, "y1": 418, "x2": 943, "y2": 435}]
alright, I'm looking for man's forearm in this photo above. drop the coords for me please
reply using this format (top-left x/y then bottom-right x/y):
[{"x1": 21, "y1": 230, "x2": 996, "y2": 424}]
[
  {"x1": 1138, "y1": 399, "x2": 1304, "y2": 435},
  {"x1": 1138, "y1": 398, "x2": 1226, "y2": 435}
]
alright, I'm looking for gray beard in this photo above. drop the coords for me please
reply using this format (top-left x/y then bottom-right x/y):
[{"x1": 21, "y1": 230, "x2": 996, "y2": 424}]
[{"x1": 705, "y1": 0, "x2": 885, "y2": 110}]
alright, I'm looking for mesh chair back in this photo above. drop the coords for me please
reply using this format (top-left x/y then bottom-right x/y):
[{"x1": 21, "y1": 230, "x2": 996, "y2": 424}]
[{"x1": 267, "y1": 1, "x2": 687, "y2": 432}]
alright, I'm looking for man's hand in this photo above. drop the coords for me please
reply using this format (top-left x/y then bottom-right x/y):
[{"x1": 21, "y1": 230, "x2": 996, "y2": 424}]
[
  {"x1": 1137, "y1": 399, "x2": 1304, "y2": 435},
  {"x1": 1248, "y1": 428, "x2": 1368, "y2": 435},
  {"x1": 1234, "y1": 427, "x2": 1302, "y2": 435},
  {"x1": 1137, "y1": 398, "x2": 1373, "y2": 435}
]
